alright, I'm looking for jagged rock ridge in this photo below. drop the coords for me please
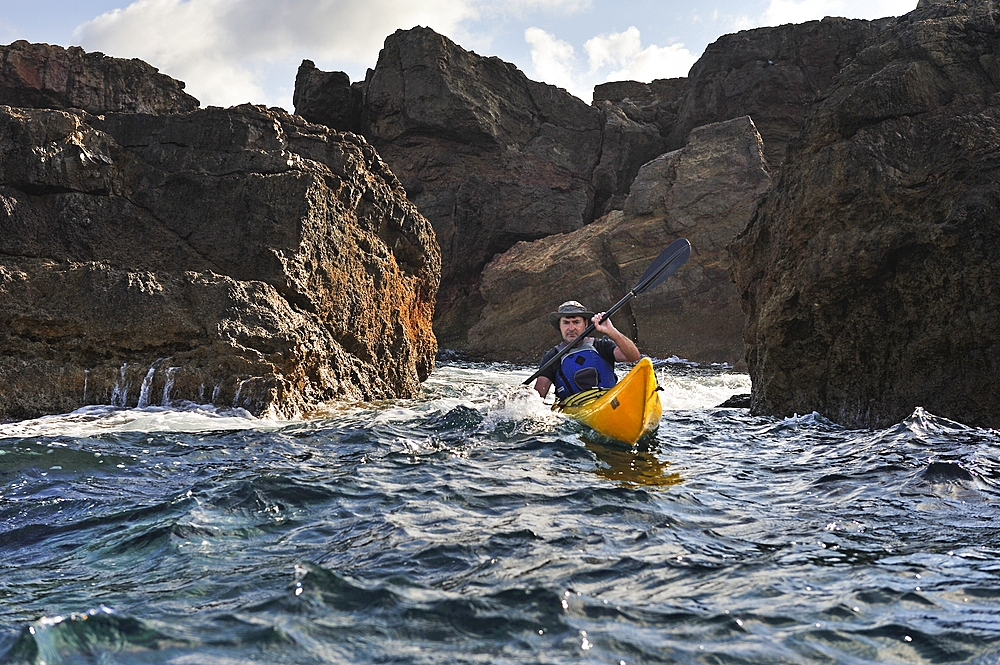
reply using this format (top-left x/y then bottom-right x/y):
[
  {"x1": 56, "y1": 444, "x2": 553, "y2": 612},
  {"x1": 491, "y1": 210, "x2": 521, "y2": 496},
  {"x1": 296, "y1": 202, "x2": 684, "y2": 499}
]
[
  {"x1": 0, "y1": 40, "x2": 199, "y2": 114},
  {"x1": 294, "y1": 21, "x2": 893, "y2": 364},
  {"x1": 295, "y1": 28, "x2": 674, "y2": 350}
]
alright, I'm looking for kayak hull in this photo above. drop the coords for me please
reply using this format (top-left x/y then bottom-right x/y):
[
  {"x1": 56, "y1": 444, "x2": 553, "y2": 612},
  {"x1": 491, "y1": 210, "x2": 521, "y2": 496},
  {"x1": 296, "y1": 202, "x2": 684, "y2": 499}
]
[{"x1": 554, "y1": 357, "x2": 662, "y2": 445}]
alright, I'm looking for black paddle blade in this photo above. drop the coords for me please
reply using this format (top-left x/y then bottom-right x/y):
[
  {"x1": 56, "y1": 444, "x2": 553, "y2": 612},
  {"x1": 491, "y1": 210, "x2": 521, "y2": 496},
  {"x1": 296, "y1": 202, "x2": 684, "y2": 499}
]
[{"x1": 634, "y1": 238, "x2": 691, "y2": 296}]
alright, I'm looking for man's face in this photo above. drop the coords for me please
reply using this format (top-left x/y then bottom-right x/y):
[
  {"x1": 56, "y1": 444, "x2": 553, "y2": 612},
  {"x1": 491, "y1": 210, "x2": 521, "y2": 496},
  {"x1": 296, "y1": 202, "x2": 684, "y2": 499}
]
[{"x1": 559, "y1": 315, "x2": 586, "y2": 343}]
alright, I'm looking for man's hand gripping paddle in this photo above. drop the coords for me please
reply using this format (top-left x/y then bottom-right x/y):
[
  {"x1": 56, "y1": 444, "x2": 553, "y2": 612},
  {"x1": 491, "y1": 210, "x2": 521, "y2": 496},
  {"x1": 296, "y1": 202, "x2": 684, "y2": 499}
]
[{"x1": 522, "y1": 238, "x2": 692, "y2": 386}]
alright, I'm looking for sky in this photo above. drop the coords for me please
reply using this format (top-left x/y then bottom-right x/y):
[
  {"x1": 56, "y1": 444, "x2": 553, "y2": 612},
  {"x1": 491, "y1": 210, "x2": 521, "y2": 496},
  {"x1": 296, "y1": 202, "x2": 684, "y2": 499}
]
[{"x1": 2, "y1": 0, "x2": 917, "y2": 111}]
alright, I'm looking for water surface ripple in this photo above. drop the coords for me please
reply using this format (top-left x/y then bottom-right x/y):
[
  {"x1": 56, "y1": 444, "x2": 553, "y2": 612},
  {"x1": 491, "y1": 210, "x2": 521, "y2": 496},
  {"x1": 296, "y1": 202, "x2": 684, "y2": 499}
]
[{"x1": 2, "y1": 361, "x2": 1000, "y2": 664}]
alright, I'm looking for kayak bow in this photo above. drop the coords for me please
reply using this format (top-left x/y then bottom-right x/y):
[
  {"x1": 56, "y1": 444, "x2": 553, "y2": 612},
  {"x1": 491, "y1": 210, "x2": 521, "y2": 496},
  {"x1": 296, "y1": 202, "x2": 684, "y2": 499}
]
[{"x1": 554, "y1": 357, "x2": 662, "y2": 445}]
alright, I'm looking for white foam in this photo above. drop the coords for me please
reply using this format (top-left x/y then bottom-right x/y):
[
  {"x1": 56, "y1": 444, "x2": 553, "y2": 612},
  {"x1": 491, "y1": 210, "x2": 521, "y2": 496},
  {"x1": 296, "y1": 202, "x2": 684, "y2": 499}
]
[
  {"x1": 480, "y1": 384, "x2": 560, "y2": 432},
  {"x1": 0, "y1": 402, "x2": 279, "y2": 439},
  {"x1": 657, "y1": 371, "x2": 751, "y2": 410},
  {"x1": 0, "y1": 363, "x2": 751, "y2": 437},
  {"x1": 781, "y1": 411, "x2": 826, "y2": 426}
]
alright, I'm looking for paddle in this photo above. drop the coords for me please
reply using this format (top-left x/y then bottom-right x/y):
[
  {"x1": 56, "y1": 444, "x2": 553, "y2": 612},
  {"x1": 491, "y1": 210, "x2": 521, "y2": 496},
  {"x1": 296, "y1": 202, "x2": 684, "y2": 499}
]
[{"x1": 522, "y1": 238, "x2": 692, "y2": 386}]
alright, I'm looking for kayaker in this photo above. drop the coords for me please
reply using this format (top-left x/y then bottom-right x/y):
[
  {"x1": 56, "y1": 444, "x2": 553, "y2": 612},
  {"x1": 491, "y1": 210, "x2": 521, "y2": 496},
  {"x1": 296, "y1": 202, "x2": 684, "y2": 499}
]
[{"x1": 533, "y1": 300, "x2": 641, "y2": 400}]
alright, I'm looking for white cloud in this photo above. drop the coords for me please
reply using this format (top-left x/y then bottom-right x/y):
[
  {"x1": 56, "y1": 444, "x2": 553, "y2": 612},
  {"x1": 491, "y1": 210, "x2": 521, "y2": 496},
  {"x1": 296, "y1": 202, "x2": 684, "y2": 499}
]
[
  {"x1": 525, "y1": 25, "x2": 697, "y2": 101},
  {"x1": 584, "y1": 27, "x2": 697, "y2": 81},
  {"x1": 584, "y1": 26, "x2": 641, "y2": 71},
  {"x1": 74, "y1": 0, "x2": 479, "y2": 108},
  {"x1": 504, "y1": 0, "x2": 592, "y2": 11},
  {"x1": 524, "y1": 27, "x2": 585, "y2": 96},
  {"x1": 606, "y1": 43, "x2": 699, "y2": 82}
]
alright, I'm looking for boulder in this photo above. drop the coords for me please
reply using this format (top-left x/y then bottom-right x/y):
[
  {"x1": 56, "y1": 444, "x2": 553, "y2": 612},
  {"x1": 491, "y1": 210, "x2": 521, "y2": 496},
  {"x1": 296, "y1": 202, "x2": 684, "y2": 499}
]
[
  {"x1": 591, "y1": 101, "x2": 667, "y2": 216},
  {"x1": 593, "y1": 78, "x2": 686, "y2": 133},
  {"x1": 0, "y1": 41, "x2": 199, "y2": 114},
  {"x1": 729, "y1": 0, "x2": 1000, "y2": 429},
  {"x1": 0, "y1": 103, "x2": 440, "y2": 421},
  {"x1": 292, "y1": 60, "x2": 364, "y2": 134},
  {"x1": 469, "y1": 116, "x2": 770, "y2": 365}
]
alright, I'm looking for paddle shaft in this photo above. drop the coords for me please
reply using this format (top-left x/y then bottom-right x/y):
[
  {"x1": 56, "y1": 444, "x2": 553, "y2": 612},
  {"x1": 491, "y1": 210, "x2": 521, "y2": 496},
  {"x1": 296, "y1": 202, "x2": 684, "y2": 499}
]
[{"x1": 522, "y1": 238, "x2": 691, "y2": 386}]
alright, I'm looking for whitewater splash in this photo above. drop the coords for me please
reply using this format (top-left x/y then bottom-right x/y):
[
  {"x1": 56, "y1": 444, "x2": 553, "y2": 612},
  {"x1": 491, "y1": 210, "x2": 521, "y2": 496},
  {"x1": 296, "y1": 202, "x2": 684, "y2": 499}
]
[
  {"x1": 0, "y1": 403, "x2": 276, "y2": 440},
  {"x1": 0, "y1": 360, "x2": 750, "y2": 441}
]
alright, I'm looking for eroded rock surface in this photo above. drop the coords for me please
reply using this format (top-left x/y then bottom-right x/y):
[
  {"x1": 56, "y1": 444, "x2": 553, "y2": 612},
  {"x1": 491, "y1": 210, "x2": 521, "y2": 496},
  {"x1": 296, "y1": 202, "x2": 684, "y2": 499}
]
[
  {"x1": 729, "y1": 0, "x2": 1000, "y2": 428},
  {"x1": 0, "y1": 103, "x2": 440, "y2": 420},
  {"x1": 0, "y1": 40, "x2": 199, "y2": 114},
  {"x1": 668, "y1": 18, "x2": 888, "y2": 167},
  {"x1": 294, "y1": 21, "x2": 908, "y2": 356},
  {"x1": 358, "y1": 28, "x2": 603, "y2": 345}
]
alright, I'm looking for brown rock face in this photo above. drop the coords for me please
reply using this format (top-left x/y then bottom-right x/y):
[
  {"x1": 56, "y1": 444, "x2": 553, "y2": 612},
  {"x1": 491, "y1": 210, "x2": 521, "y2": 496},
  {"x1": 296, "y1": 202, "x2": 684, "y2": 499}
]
[
  {"x1": 0, "y1": 104, "x2": 440, "y2": 421},
  {"x1": 593, "y1": 78, "x2": 685, "y2": 142},
  {"x1": 292, "y1": 22, "x2": 912, "y2": 358},
  {"x1": 0, "y1": 41, "x2": 199, "y2": 114},
  {"x1": 729, "y1": 1, "x2": 1000, "y2": 428},
  {"x1": 469, "y1": 117, "x2": 770, "y2": 365},
  {"x1": 591, "y1": 101, "x2": 667, "y2": 216}
]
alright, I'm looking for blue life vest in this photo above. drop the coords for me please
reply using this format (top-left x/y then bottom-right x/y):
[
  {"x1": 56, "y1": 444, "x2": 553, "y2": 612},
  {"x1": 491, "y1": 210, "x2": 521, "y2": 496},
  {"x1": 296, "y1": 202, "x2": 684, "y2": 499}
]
[{"x1": 553, "y1": 339, "x2": 617, "y2": 400}]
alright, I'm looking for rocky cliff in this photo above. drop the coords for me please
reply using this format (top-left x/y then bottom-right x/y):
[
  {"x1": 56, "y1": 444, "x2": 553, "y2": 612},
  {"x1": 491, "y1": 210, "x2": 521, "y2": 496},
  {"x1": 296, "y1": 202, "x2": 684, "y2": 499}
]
[
  {"x1": 667, "y1": 18, "x2": 888, "y2": 167},
  {"x1": 729, "y1": 0, "x2": 1000, "y2": 428},
  {"x1": 468, "y1": 117, "x2": 770, "y2": 364},
  {"x1": 0, "y1": 101, "x2": 439, "y2": 421},
  {"x1": 294, "y1": 21, "x2": 901, "y2": 362},
  {"x1": 0, "y1": 41, "x2": 199, "y2": 114}
]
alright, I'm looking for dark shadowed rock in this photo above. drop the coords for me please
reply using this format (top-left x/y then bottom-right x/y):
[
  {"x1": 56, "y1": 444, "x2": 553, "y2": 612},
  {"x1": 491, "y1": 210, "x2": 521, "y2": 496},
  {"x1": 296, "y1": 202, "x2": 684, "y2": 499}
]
[
  {"x1": 293, "y1": 60, "x2": 364, "y2": 134},
  {"x1": 591, "y1": 101, "x2": 667, "y2": 216},
  {"x1": 358, "y1": 28, "x2": 602, "y2": 347},
  {"x1": 729, "y1": 0, "x2": 1000, "y2": 429},
  {"x1": 0, "y1": 41, "x2": 199, "y2": 114},
  {"x1": 292, "y1": 21, "x2": 919, "y2": 360},
  {"x1": 468, "y1": 117, "x2": 770, "y2": 365},
  {"x1": 294, "y1": 28, "x2": 606, "y2": 348},
  {"x1": 295, "y1": 26, "x2": 824, "y2": 355},
  {"x1": 0, "y1": 104, "x2": 440, "y2": 421},
  {"x1": 717, "y1": 393, "x2": 751, "y2": 408},
  {"x1": 668, "y1": 18, "x2": 888, "y2": 167}
]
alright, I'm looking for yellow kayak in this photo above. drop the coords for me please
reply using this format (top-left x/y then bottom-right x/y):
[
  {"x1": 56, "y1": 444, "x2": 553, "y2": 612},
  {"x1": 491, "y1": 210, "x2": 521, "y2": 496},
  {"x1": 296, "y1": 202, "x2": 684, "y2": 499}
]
[{"x1": 553, "y1": 357, "x2": 662, "y2": 445}]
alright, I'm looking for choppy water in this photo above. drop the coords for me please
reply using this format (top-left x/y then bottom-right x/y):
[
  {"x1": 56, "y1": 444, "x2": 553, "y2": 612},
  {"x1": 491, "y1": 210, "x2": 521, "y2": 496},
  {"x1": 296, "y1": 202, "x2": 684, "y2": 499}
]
[{"x1": 2, "y1": 360, "x2": 1000, "y2": 665}]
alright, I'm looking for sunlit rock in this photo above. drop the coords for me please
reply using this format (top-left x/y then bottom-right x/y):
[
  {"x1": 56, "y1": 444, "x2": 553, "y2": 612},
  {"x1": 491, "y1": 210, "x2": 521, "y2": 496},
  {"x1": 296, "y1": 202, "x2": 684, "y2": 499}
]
[{"x1": 468, "y1": 117, "x2": 770, "y2": 365}]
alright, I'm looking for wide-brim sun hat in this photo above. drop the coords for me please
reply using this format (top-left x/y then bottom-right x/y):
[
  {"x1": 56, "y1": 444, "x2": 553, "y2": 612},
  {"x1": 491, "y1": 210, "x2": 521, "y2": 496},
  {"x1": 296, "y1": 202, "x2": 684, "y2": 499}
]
[{"x1": 547, "y1": 300, "x2": 596, "y2": 329}]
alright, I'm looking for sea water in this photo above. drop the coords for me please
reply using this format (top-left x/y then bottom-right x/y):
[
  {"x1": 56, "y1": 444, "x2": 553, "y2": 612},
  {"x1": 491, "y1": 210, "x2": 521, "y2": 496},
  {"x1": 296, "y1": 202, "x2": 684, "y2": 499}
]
[{"x1": 1, "y1": 359, "x2": 999, "y2": 664}]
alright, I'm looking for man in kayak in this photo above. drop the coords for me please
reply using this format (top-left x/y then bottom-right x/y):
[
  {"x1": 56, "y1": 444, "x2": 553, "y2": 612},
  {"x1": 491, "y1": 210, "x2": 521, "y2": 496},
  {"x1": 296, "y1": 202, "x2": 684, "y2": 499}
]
[{"x1": 533, "y1": 300, "x2": 641, "y2": 400}]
